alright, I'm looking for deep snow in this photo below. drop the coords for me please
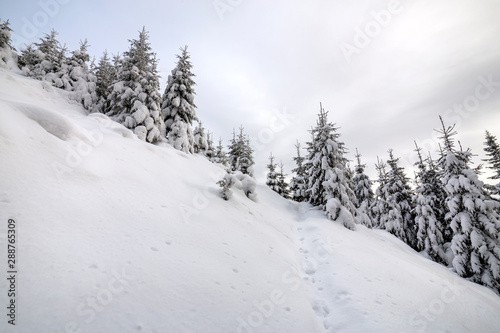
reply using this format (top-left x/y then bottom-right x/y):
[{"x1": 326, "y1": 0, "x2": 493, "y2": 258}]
[{"x1": 1, "y1": 68, "x2": 500, "y2": 332}]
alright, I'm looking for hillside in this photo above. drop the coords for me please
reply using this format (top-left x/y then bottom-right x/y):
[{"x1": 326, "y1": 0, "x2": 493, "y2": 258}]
[{"x1": 1, "y1": 68, "x2": 500, "y2": 332}]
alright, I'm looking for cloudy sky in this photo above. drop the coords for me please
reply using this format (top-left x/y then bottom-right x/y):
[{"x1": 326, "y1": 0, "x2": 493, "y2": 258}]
[{"x1": 3, "y1": 0, "x2": 500, "y2": 183}]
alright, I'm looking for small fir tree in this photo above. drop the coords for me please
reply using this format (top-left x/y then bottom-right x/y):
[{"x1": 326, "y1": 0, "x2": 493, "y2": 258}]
[
  {"x1": 289, "y1": 141, "x2": 308, "y2": 202},
  {"x1": 277, "y1": 161, "x2": 291, "y2": 199},
  {"x1": 266, "y1": 153, "x2": 280, "y2": 193},
  {"x1": 353, "y1": 149, "x2": 374, "y2": 227}
]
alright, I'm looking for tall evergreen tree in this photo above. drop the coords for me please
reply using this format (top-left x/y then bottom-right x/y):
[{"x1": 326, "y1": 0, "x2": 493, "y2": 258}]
[
  {"x1": 289, "y1": 141, "x2": 308, "y2": 202},
  {"x1": 277, "y1": 161, "x2": 291, "y2": 199},
  {"x1": 107, "y1": 27, "x2": 164, "y2": 143},
  {"x1": 95, "y1": 50, "x2": 115, "y2": 113},
  {"x1": 483, "y1": 130, "x2": 500, "y2": 195},
  {"x1": 266, "y1": 153, "x2": 280, "y2": 193},
  {"x1": 0, "y1": 19, "x2": 15, "y2": 66},
  {"x1": 353, "y1": 149, "x2": 374, "y2": 227},
  {"x1": 161, "y1": 46, "x2": 197, "y2": 153},
  {"x1": 414, "y1": 142, "x2": 448, "y2": 264},
  {"x1": 438, "y1": 117, "x2": 500, "y2": 293},
  {"x1": 306, "y1": 104, "x2": 357, "y2": 230},
  {"x1": 66, "y1": 39, "x2": 97, "y2": 111},
  {"x1": 371, "y1": 157, "x2": 390, "y2": 229},
  {"x1": 385, "y1": 149, "x2": 417, "y2": 248}
]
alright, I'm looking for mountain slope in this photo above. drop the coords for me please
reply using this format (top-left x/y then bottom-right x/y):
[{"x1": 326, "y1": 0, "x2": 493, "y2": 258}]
[{"x1": 1, "y1": 68, "x2": 500, "y2": 333}]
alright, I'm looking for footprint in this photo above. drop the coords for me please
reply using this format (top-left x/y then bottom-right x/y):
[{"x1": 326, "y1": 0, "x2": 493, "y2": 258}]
[{"x1": 151, "y1": 247, "x2": 159, "y2": 252}]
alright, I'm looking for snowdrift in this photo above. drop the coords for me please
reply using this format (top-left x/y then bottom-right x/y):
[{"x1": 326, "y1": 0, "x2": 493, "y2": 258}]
[{"x1": 1, "y1": 68, "x2": 500, "y2": 332}]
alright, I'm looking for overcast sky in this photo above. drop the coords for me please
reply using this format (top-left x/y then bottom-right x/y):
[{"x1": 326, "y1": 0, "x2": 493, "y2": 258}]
[{"x1": 3, "y1": 0, "x2": 500, "y2": 184}]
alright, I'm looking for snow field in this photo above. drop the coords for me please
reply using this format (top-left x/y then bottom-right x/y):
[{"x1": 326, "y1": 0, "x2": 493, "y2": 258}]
[{"x1": 1, "y1": 68, "x2": 500, "y2": 332}]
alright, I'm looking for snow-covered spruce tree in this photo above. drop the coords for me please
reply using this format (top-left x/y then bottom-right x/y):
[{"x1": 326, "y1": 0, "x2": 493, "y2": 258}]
[
  {"x1": 205, "y1": 131, "x2": 216, "y2": 162},
  {"x1": 306, "y1": 104, "x2": 357, "y2": 230},
  {"x1": 18, "y1": 29, "x2": 65, "y2": 81},
  {"x1": 66, "y1": 39, "x2": 97, "y2": 111},
  {"x1": 385, "y1": 149, "x2": 417, "y2": 249},
  {"x1": 193, "y1": 121, "x2": 209, "y2": 155},
  {"x1": 107, "y1": 27, "x2": 164, "y2": 143},
  {"x1": 290, "y1": 141, "x2": 308, "y2": 202},
  {"x1": 227, "y1": 126, "x2": 254, "y2": 177},
  {"x1": 0, "y1": 19, "x2": 16, "y2": 67},
  {"x1": 266, "y1": 153, "x2": 280, "y2": 193},
  {"x1": 438, "y1": 117, "x2": 500, "y2": 293},
  {"x1": 94, "y1": 50, "x2": 116, "y2": 113},
  {"x1": 214, "y1": 137, "x2": 228, "y2": 167},
  {"x1": 483, "y1": 130, "x2": 500, "y2": 195},
  {"x1": 161, "y1": 46, "x2": 197, "y2": 153},
  {"x1": 371, "y1": 157, "x2": 390, "y2": 229},
  {"x1": 277, "y1": 161, "x2": 291, "y2": 199},
  {"x1": 414, "y1": 142, "x2": 448, "y2": 264},
  {"x1": 353, "y1": 149, "x2": 374, "y2": 227}
]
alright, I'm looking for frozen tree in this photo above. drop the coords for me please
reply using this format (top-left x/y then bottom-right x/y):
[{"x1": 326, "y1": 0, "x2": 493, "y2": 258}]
[
  {"x1": 214, "y1": 137, "x2": 228, "y2": 167},
  {"x1": 414, "y1": 142, "x2": 449, "y2": 264},
  {"x1": 385, "y1": 149, "x2": 417, "y2": 249},
  {"x1": 266, "y1": 153, "x2": 280, "y2": 193},
  {"x1": 66, "y1": 39, "x2": 97, "y2": 111},
  {"x1": 205, "y1": 131, "x2": 216, "y2": 162},
  {"x1": 18, "y1": 29, "x2": 65, "y2": 81},
  {"x1": 353, "y1": 149, "x2": 374, "y2": 227},
  {"x1": 107, "y1": 27, "x2": 164, "y2": 143},
  {"x1": 290, "y1": 141, "x2": 308, "y2": 202},
  {"x1": 94, "y1": 50, "x2": 116, "y2": 113},
  {"x1": 0, "y1": 19, "x2": 16, "y2": 67},
  {"x1": 306, "y1": 104, "x2": 357, "y2": 230},
  {"x1": 277, "y1": 161, "x2": 291, "y2": 199},
  {"x1": 371, "y1": 157, "x2": 390, "y2": 229},
  {"x1": 483, "y1": 130, "x2": 500, "y2": 195},
  {"x1": 162, "y1": 46, "x2": 197, "y2": 152},
  {"x1": 193, "y1": 121, "x2": 209, "y2": 155},
  {"x1": 438, "y1": 117, "x2": 500, "y2": 293},
  {"x1": 227, "y1": 126, "x2": 254, "y2": 177}
]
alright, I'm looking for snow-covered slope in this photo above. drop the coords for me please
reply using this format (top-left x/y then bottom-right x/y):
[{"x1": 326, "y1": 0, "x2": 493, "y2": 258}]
[{"x1": 1, "y1": 68, "x2": 500, "y2": 333}]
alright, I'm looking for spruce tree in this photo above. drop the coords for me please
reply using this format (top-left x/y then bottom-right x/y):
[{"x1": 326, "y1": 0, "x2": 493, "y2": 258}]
[
  {"x1": 277, "y1": 161, "x2": 291, "y2": 199},
  {"x1": 353, "y1": 149, "x2": 374, "y2": 227},
  {"x1": 227, "y1": 126, "x2": 254, "y2": 177},
  {"x1": 19, "y1": 29, "x2": 64, "y2": 81},
  {"x1": 214, "y1": 137, "x2": 228, "y2": 167},
  {"x1": 483, "y1": 130, "x2": 500, "y2": 195},
  {"x1": 385, "y1": 149, "x2": 417, "y2": 249},
  {"x1": 438, "y1": 117, "x2": 500, "y2": 293},
  {"x1": 371, "y1": 157, "x2": 390, "y2": 229},
  {"x1": 95, "y1": 50, "x2": 115, "y2": 113},
  {"x1": 414, "y1": 142, "x2": 448, "y2": 264},
  {"x1": 66, "y1": 39, "x2": 97, "y2": 111},
  {"x1": 107, "y1": 27, "x2": 164, "y2": 143},
  {"x1": 306, "y1": 104, "x2": 357, "y2": 230},
  {"x1": 0, "y1": 19, "x2": 15, "y2": 66},
  {"x1": 289, "y1": 141, "x2": 308, "y2": 202},
  {"x1": 193, "y1": 121, "x2": 208, "y2": 155},
  {"x1": 266, "y1": 153, "x2": 280, "y2": 193},
  {"x1": 161, "y1": 46, "x2": 197, "y2": 153},
  {"x1": 205, "y1": 131, "x2": 216, "y2": 162}
]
